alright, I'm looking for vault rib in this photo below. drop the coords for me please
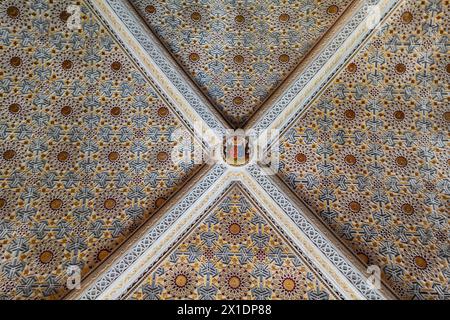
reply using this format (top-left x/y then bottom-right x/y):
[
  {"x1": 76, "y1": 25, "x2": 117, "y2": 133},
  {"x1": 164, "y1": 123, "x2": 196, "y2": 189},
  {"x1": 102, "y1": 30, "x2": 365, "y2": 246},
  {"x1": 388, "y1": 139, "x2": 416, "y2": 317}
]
[
  {"x1": 249, "y1": 0, "x2": 400, "y2": 137},
  {"x1": 244, "y1": 0, "x2": 363, "y2": 129}
]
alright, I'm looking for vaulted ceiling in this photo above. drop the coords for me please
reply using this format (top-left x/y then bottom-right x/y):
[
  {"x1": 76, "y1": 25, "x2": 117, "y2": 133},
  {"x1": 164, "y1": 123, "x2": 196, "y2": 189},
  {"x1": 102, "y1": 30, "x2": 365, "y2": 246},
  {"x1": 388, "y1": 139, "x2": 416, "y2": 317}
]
[
  {"x1": 0, "y1": 0, "x2": 448, "y2": 300},
  {"x1": 128, "y1": 184, "x2": 343, "y2": 300},
  {"x1": 277, "y1": 0, "x2": 449, "y2": 299},
  {"x1": 131, "y1": 0, "x2": 355, "y2": 127},
  {"x1": 0, "y1": 0, "x2": 203, "y2": 299}
]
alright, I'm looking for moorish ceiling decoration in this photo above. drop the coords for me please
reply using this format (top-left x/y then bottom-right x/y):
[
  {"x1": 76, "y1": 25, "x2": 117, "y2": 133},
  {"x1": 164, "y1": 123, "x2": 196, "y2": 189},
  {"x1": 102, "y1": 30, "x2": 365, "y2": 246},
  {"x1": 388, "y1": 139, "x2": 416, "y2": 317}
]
[
  {"x1": 0, "y1": 0, "x2": 448, "y2": 301},
  {"x1": 0, "y1": 0, "x2": 202, "y2": 299},
  {"x1": 131, "y1": 0, "x2": 354, "y2": 126},
  {"x1": 127, "y1": 184, "x2": 343, "y2": 300},
  {"x1": 277, "y1": 0, "x2": 449, "y2": 300}
]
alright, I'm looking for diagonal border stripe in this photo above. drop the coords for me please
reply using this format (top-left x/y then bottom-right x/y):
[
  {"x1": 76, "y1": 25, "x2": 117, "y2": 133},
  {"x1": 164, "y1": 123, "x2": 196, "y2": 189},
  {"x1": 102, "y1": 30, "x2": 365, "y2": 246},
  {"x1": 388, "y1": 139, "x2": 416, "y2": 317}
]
[
  {"x1": 77, "y1": 164, "x2": 227, "y2": 300},
  {"x1": 246, "y1": 164, "x2": 388, "y2": 300}
]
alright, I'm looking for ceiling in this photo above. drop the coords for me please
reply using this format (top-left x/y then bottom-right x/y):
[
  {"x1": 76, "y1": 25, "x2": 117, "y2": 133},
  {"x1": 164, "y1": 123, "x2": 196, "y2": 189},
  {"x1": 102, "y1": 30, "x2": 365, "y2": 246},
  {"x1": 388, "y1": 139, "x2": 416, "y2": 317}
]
[
  {"x1": 0, "y1": 0, "x2": 202, "y2": 299},
  {"x1": 0, "y1": 0, "x2": 448, "y2": 300},
  {"x1": 277, "y1": 0, "x2": 449, "y2": 299},
  {"x1": 127, "y1": 183, "x2": 343, "y2": 300},
  {"x1": 131, "y1": 0, "x2": 355, "y2": 127}
]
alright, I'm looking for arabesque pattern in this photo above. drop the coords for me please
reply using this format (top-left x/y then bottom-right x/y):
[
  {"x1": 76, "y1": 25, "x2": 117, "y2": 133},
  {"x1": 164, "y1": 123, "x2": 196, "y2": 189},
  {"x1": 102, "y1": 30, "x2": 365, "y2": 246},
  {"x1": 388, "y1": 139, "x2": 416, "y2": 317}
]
[
  {"x1": 131, "y1": 0, "x2": 353, "y2": 126},
  {"x1": 129, "y1": 185, "x2": 341, "y2": 300},
  {"x1": 0, "y1": 0, "x2": 201, "y2": 299},
  {"x1": 278, "y1": 0, "x2": 449, "y2": 300}
]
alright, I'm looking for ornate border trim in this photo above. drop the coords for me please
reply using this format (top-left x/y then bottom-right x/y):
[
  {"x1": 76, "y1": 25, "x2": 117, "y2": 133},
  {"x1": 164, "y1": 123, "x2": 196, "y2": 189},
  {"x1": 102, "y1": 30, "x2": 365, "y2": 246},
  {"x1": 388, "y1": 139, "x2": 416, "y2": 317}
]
[
  {"x1": 118, "y1": 182, "x2": 346, "y2": 300},
  {"x1": 101, "y1": 0, "x2": 228, "y2": 133},
  {"x1": 250, "y1": 0, "x2": 397, "y2": 134},
  {"x1": 246, "y1": 165, "x2": 389, "y2": 300},
  {"x1": 75, "y1": 164, "x2": 227, "y2": 300}
]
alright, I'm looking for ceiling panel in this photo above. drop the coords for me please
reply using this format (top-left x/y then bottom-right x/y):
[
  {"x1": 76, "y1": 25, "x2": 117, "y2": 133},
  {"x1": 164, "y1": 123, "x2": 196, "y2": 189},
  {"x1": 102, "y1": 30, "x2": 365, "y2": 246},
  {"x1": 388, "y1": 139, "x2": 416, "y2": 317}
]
[
  {"x1": 131, "y1": 0, "x2": 354, "y2": 127},
  {"x1": 277, "y1": 0, "x2": 449, "y2": 300},
  {"x1": 0, "y1": 0, "x2": 202, "y2": 299},
  {"x1": 127, "y1": 184, "x2": 343, "y2": 300}
]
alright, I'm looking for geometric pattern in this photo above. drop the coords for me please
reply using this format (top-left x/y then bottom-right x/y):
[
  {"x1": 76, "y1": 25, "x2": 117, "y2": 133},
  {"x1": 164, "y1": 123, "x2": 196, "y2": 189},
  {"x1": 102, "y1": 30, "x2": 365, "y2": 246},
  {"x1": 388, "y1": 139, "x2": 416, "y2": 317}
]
[
  {"x1": 0, "y1": 0, "x2": 201, "y2": 299},
  {"x1": 131, "y1": 0, "x2": 353, "y2": 127},
  {"x1": 0, "y1": 0, "x2": 448, "y2": 301},
  {"x1": 128, "y1": 184, "x2": 342, "y2": 300},
  {"x1": 277, "y1": 0, "x2": 449, "y2": 300}
]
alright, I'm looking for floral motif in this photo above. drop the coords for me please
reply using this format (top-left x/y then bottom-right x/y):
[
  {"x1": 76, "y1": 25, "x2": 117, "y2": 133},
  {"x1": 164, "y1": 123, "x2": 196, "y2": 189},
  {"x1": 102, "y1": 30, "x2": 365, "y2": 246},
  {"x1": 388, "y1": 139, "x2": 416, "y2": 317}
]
[
  {"x1": 280, "y1": 142, "x2": 318, "y2": 174},
  {"x1": 129, "y1": 187, "x2": 340, "y2": 300},
  {"x1": 0, "y1": 94, "x2": 32, "y2": 123},
  {"x1": 334, "y1": 191, "x2": 373, "y2": 224},
  {"x1": 48, "y1": 143, "x2": 79, "y2": 172},
  {"x1": 273, "y1": 266, "x2": 308, "y2": 300},
  {"x1": 38, "y1": 189, "x2": 73, "y2": 221},
  {"x1": 51, "y1": 96, "x2": 83, "y2": 127},
  {"x1": 164, "y1": 263, "x2": 197, "y2": 299},
  {"x1": 148, "y1": 101, "x2": 177, "y2": 127},
  {"x1": 218, "y1": 264, "x2": 251, "y2": 299},
  {"x1": 401, "y1": 246, "x2": 441, "y2": 280},
  {"x1": 390, "y1": 194, "x2": 427, "y2": 226},
  {"x1": 219, "y1": 213, "x2": 250, "y2": 246},
  {"x1": 0, "y1": 0, "x2": 31, "y2": 29},
  {"x1": 0, "y1": 141, "x2": 26, "y2": 171},
  {"x1": 98, "y1": 143, "x2": 130, "y2": 172},
  {"x1": 29, "y1": 240, "x2": 65, "y2": 274},
  {"x1": 1, "y1": 47, "x2": 33, "y2": 79},
  {"x1": 131, "y1": 0, "x2": 353, "y2": 125},
  {"x1": 101, "y1": 48, "x2": 132, "y2": 82},
  {"x1": 385, "y1": 52, "x2": 417, "y2": 86},
  {"x1": 51, "y1": 51, "x2": 85, "y2": 80},
  {"x1": 383, "y1": 101, "x2": 416, "y2": 132},
  {"x1": 0, "y1": 190, "x2": 18, "y2": 219},
  {"x1": 94, "y1": 190, "x2": 127, "y2": 219},
  {"x1": 278, "y1": 0, "x2": 449, "y2": 300}
]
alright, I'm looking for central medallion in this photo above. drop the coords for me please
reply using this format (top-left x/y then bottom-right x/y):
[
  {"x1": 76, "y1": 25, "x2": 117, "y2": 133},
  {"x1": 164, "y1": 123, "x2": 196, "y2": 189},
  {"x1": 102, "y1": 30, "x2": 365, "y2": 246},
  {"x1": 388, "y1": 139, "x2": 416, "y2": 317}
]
[{"x1": 223, "y1": 129, "x2": 250, "y2": 167}]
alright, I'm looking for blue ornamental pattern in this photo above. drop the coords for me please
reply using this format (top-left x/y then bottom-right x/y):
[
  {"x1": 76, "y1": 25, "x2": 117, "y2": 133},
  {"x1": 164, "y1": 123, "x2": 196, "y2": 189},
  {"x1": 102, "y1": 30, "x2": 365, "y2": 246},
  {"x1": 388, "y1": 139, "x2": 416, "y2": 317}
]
[
  {"x1": 131, "y1": 0, "x2": 353, "y2": 126},
  {"x1": 0, "y1": 0, "x2": 202, "y2": 299},
  {"x1": 277, "y1": 0, "x2": 449, "y2": 300},
  {"x1": 129, "y1": 184, "x2": 342, "y2": 300}
]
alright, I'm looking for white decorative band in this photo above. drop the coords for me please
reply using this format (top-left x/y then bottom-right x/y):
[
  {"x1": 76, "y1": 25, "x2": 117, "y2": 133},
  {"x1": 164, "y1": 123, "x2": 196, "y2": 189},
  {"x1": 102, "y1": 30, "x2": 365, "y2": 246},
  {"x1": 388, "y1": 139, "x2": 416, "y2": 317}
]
[
  {"x1": 246, "y1": 164, "x2": 385, "y2": 300},
  {"x1": 103, "y1": 0, "x2": 227, "y2": 133},
  {"x1": 79, "y1": 164, "x2": 228, "y2": 300}
]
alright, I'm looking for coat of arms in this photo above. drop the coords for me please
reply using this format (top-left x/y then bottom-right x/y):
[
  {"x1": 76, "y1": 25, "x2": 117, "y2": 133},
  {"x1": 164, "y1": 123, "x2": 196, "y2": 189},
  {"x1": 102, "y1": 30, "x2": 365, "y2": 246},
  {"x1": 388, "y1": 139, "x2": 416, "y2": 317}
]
[{"x1": 223, "y1": 129, "x2": 249, "y2": 167}]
